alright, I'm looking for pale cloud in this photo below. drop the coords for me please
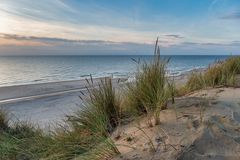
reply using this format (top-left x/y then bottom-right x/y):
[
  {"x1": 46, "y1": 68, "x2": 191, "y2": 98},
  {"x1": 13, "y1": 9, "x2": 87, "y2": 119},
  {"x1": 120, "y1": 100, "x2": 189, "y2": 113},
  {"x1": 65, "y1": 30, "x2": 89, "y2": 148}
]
[
  {"x1": 0, "y1": 33, "x2": 239, "y2": 56},
  {"x1": 0, "y1": 33, "x2": 178, "y2": 48},
  {"x1": 220, "y1": 11, "x2": 240, "y2": 19},
  {"x1": 0, "y1": 0, "x2": 186, "y2": 46},
  {"x1": 0, "y1": 9, "x2": 143, "y2": 43},
  {"x1": 0, "y1": 37, "x2": 50, "y2": 46},
  {"x1": 0, "y1": 0, "x2": 240, "y2": 55}
]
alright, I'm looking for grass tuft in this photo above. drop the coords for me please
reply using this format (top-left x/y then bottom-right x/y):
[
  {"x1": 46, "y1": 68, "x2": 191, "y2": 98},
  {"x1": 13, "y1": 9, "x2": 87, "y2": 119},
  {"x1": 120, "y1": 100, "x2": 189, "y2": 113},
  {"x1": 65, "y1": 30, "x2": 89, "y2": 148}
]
[
  {"x1": 0, "y1": 110, "x2": 8, "y2": 130},
  {"x1": 69, "y1": 77, "x2": 121, "y2": 135},
  {"x1": 185, "y1": 56, "x2": 240, "y2": 92},
  {"x1": 0, "y1": 78, "x2": 120, "y2": 160},
  {"x1": 65, "y1": 77, "x2": 121, "y2": 159},
  {"x1": 125, "y1": 38, "x2": 174, "y2": 126}
]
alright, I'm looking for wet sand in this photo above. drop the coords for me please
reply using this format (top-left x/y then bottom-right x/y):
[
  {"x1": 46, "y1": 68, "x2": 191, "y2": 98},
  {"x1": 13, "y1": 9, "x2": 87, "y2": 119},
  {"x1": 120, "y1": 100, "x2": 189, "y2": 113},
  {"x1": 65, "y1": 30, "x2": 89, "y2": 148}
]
[{"x1": 0, "y1": 77, "x2": 125, "y2": 130}]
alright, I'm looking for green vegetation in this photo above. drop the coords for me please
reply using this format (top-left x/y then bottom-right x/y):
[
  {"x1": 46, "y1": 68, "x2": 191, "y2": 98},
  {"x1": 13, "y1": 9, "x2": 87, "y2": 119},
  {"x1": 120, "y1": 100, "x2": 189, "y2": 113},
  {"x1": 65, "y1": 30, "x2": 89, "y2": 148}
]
[
  {"x1": 1, "y1": 39, "x2": 240, "y2": 159},
  {"x1": 0, "y1": 78, "x2": 120, "y2": 160},
  {"x1": 125, "y1": 39, "x2": 174, "y2": 126},
  {"x1": 185, "y1": 56, "x2": 240, "y2": 92},
  {"x1": 72, "y1": 77, "x2": 121, "y2": 134},
  {"x1": 0, "y1": 115, "x2": 51, "y2": 160},
  {"x1": 66, "y1": 77, "x2": 121, "y2": 159},
  {"x1": 0, "y1": 109, "x2": 8, "y2": 130}
]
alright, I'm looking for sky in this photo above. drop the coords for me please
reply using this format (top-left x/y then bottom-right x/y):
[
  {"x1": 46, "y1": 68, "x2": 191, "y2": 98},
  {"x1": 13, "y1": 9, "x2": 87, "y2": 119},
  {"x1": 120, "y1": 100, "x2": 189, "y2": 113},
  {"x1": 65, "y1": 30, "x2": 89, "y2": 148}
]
[{"x1": 0, "y1": 0, "x2": 240, "y2": 55}]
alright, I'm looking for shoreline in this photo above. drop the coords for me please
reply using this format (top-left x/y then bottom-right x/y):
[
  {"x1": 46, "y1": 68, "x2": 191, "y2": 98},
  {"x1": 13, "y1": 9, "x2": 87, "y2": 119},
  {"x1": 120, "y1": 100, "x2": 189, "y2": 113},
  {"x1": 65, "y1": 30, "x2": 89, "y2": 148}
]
[
  {"x1": 0, "y1": 68, "x2": 204, "y2": 130},
  {"x1": 0, "y1": 65, "x2": 206, "y2": 87},
  {"x1": 0, "y1": 77, "x2": 127, "y2": 103},
  {"x1": 1, "y1": 55, "x2": 239, "y2": 159},
  {"x1": 0, "y1": 77, "x2": 126, "y2": 129},
  {"x1": 0, "y1": 67, "x2": 204, "y2": 101}
]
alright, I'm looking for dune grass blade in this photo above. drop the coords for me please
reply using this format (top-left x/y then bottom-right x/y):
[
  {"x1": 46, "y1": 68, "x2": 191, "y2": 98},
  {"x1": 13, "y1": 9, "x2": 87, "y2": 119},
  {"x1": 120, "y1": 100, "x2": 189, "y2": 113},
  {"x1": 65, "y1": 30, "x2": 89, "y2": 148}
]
[
  {"x1": 70, "y1": 77, "x2": 121, "y2": 134},
  {"x1": 125, "y1": 38, "x2": 173, "y2": 126},
  {"x1": 0, "y1": 121, "x2": 53, "y2": 160},
  {"x1": 0, "y1": 110, "x2": 8, "y2": 130},
  {"x1": 65, "y1": 77, "x2": 121, "y2": 159}
]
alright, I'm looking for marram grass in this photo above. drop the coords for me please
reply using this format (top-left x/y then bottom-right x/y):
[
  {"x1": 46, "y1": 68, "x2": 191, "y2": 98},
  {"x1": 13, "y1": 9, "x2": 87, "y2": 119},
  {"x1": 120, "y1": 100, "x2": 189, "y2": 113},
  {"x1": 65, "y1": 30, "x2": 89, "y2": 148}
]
[
  {"x1": 185, "y1": 56, "x2": 240, "y2": 92},
  {"x1": 125, "y1": 38, "x2": 174, "y2": 126},
  {"x1": 0, "y1": 77, "x2": 120, "y2": 160},
  {"x1": 0, "y1": 109, "x2": 8, "y2": 130},
  {"x1": 1, "y1": 41, "x2": 240, "y2": 160}
]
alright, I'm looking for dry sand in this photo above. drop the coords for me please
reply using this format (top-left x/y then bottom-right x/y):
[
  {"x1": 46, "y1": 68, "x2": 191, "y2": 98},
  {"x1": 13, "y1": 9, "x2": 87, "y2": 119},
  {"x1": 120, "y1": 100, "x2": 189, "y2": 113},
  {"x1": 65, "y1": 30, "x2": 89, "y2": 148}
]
[{"x1": 113, "y1": 87, "x2": 240, "y2": 160}]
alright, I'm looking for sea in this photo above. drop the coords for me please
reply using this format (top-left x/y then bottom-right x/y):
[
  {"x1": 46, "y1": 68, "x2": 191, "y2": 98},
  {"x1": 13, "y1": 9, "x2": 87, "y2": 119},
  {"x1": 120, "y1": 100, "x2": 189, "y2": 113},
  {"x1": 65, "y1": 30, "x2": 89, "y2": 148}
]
[{"x1": 0, "y1": 55, "x2": 229, "y2": 87}]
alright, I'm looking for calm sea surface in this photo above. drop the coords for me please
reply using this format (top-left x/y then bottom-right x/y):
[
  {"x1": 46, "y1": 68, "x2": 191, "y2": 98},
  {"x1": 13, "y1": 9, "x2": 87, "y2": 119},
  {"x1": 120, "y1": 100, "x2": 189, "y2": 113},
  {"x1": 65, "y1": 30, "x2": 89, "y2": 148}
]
[{"x1": 0, "y1": 55, "x2": 229, "y2": 87}]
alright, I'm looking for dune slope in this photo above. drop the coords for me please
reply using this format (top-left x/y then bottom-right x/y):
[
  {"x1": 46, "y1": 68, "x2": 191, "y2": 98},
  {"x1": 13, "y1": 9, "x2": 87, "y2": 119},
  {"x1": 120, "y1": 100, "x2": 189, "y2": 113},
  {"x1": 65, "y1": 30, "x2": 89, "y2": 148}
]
[{"x1": 113, "y1": 87, "x2": 240, "y2": 160}]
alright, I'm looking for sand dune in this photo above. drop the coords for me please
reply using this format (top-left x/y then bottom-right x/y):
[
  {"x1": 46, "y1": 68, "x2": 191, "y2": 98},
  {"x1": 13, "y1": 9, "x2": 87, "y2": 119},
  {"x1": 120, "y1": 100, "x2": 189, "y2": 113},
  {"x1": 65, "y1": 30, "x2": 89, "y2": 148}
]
[
  {"x1": 1, "y1": 77, "x2": 240, "y2": 159},
  {"x1": 114, "y1": 88, "x2": 240, "y2": 160}
]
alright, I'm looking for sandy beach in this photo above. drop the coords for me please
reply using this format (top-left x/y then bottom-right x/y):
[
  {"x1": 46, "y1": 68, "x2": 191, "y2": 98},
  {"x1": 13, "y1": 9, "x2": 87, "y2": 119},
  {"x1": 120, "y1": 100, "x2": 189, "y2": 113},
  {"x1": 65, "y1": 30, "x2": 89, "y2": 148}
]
[
  {"x1": 0, "y1": 69, "x2": 203, "y2": 130},
  {"x1": 0, "y1": 77, "x2": 125, "y2": 130}
]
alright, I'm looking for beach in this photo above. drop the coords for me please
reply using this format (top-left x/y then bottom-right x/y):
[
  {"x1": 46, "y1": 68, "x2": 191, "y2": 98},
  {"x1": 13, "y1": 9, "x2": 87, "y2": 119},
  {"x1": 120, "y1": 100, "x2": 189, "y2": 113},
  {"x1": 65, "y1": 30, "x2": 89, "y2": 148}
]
[
  {"x1": 1, "y1": 57, "x2": 240, "y2": 160},
  {"x1": 0, "y1": 77, "x2": 125, "y2": 130},
  {"x1": 1, "y1": 1, "x2": 240, "y2": 159},
  {"x1": 0, "y1": 68, "x2": 208, "y2": 130},
  {"x1": 0, "y1": 55, "x2": 227, "y2": 130}
]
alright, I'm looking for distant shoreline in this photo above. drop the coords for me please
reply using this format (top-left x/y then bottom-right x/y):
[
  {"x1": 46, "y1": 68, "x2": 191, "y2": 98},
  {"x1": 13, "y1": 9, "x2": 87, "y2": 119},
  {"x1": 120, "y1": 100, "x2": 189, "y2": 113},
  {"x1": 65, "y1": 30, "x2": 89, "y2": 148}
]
[
  {"x1": 0, "y1": 67, "x2": 205, "y2": 103},
  {"x1": 0, "y1": 66, "x2": 205, "y2": 88},
  {"x1": 0, "y1": 55, "x2": 229, "y2": 87}
]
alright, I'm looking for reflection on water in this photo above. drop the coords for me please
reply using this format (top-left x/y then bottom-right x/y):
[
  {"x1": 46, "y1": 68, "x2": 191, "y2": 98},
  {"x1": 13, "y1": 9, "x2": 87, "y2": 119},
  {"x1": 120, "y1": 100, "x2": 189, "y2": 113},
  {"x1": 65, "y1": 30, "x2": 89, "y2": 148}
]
[{"x1": 0, "y1": 55, "x2": 228, "y2": 87}]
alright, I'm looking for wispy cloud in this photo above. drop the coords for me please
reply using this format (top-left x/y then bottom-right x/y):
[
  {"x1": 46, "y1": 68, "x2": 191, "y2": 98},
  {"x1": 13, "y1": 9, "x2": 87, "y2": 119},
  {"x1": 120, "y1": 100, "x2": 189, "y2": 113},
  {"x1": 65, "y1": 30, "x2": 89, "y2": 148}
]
[
  {"x1": 0, "y1": 0, "x2": 240, "y2": 55},
  {"x1": 220, "y1": 11, "x2": 240, "y2": 19},
  {"x1": 0, "y1": 33, "x2": 119, "y2": 47},
  {"x1": 164, "y1": 34, "x2": 184, "y2": 39},
  {"x1": 0, "y1": 33, "x2": 115, "y2": 44},
  {"x1": 0, "y1": 34, "x2": 51, "y2": 47},
  {"x1": 0, "y1": 33, "x2": 182, "y2": 49},
  {"x1": 0, "y1": 33, "x2": 239, "y2": 56}
]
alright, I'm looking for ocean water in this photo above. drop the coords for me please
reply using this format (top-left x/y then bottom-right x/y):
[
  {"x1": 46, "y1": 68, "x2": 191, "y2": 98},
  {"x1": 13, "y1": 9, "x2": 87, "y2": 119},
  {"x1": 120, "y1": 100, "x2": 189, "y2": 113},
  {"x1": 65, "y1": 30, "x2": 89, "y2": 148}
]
[{"x1": 0, "y1": 55, "x2": 229, "y2": 87}]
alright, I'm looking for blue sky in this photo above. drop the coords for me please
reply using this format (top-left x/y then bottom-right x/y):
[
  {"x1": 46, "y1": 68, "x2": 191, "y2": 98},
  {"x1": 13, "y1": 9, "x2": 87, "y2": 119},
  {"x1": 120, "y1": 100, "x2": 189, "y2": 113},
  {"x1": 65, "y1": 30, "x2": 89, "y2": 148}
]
[{"x1": 0, "y1": 0, "x2": 240, "y2": 55}]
